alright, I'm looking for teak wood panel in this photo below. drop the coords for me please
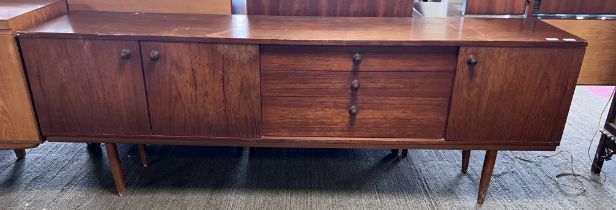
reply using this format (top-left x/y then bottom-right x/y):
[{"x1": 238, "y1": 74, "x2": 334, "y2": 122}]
[
  {"x1": 261, "y1": 46, "x2": 458, "y2": 72},
  {"x1": 20, "y1": 38, "x2": 151, "y2": 136},
  {"x1": 447, "y1": 47, "x2": 585, "y2": 142},
  {"x1": 262, "y1": 71, "x2": 454, "y2": 98},
  {"x1": 0, "y1": 0, "x2": 67, "y2": 33},
  {"x1": 0, "y1": 35, "x2": 40, "y2": 143},
  {"x1": 464, "y1": 0, "x2": 527, "y2": 15},
  {"x1": 246, "y1": 0, "x2": 412, "y2": 17},
  {"x1": 67, "y1": 0, "x2": 231, "y2": 15},
  {"x1": 263, "y1": 97, "x2": 450, "y2": 138},
  {"x1": 537, "y1": 0, "x2": 616, "y2": 14},
  {"x1": 544, "y1": 20, "x2": 616, "y2": 85},
  {"x1": 141, "y1": 42, "x2": 261, "y2": 137}
]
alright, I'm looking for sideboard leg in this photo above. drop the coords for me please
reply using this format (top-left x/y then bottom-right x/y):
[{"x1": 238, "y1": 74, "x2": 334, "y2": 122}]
[
  {"x1": 391, "y1": 149, "x2": 399, "y2": 155},
  {"x1": 104, "y1": 143, "x2": 126, "y2": 197},
  {"x1": 462, "y1": 150, "x2": 471, "y2": 174},
  {"x1": 137, "y1": 144, "x2": 149, "y2": 167},
  {"x1": 477, "y1": 150, "x2": 498, "y2": 204},
  {"x1": 401, "y1": 149, "x2": 408, "y2": 157},
  {"x1": 14, "y1": 149, "x2": 26, "y2": 160}
]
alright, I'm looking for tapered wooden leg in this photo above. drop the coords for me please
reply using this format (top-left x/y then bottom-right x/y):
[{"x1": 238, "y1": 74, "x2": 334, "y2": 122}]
[
  {"x1": 14, "y1": 149, "x2": 26, "y2": 160},
  {"x1": 391, "y1": 149, "x2": 399, "y2": 155},
  {"x1": 462, "y1": 150, "x2": 471, "y2": 174},
  {"x1": 104, "y1": 143, "x2": 126, "y2": 197},
  {"x1": 592, "y1": 135, "x2": 608, "y2": 174},
  {"x1": 477, "y1": 150, "x2": 498, "y2": 204},
  {"x1": 401, "y1": 149, "x2": 408, "y2": 157},
  {"x1": 138, "y1": 144, "x2": 149, "y2": 167}
]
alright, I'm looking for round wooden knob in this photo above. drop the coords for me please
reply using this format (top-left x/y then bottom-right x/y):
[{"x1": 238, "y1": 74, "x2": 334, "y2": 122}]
[
  {"x1": 120, "y1": 49, "x2": 131, "y2": 59},
  {"x1": 149, "y1": 50, "x2": 160, "y2": 61},
  {"x1": 353, "y1": 53, "x2": 363, "y2": 64},
  {"x1": 351, "y1": 80, "x2": 360, "y2": 91},
  {"x1": 349, "y1": 105, "x2": 359, "y2": 116},
  {"x1": 467, "y1": 55, "x2": 478, "y2": 65}
]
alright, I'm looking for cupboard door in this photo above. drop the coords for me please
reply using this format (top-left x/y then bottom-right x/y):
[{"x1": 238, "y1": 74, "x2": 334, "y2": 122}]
[
  {"x1": 141, "y1": 42, "x2": 261, "y2": 137},
  {"x1": 20, "y1": 38, "x2": 151, "y2": 136},
  {"x1": 447, "y1": 47, "x2": 584, "y2": 143}
]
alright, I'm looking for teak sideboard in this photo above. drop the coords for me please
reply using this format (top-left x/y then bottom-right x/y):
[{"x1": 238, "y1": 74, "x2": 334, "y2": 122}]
[{"x1": 16, "y1": 12, "x2": 586, "y2": 204}]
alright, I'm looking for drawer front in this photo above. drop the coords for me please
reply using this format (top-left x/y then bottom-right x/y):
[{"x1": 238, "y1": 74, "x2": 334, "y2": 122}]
[
  {"x1": 261, "y1": 46, "x2": 458, "y2": 72},
  {"x1": 262, "y1": 71, "x2": 453, "y2": 98},
  {"x1": 263, "y1": 97, "x2": 450, "y2": 138}
]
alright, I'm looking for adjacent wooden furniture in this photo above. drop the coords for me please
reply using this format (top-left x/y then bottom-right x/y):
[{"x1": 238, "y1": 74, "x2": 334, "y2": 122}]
[
  {"x1": 246, "y1": 0, "x2": 413, "y2": 16},
  {"x1": 544, "y1": 20, "x2": 616, "y2": 85},
  {"x1": 18, "y1": 11, "x2": 586, "y2": 204},
  {"x1": 67, "y1": 0, "x2": 231, "y2": 14},
  {"x1": 0, "y1": 0, "x2": 67, "y2": 159},
  {"x1": 537, "y1": 0, "x2": 616, "y2": 14},
  {"x1": 464, "y1": 0, "x2": 528, "y2": 15}
]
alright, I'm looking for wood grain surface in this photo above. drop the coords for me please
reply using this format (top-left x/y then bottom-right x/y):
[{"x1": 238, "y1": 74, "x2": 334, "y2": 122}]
[
  {"x1": 17, "y1": 11, "x2": 586, "y2": 47},
  {"x1": 261, "y1": 46, "x2": 457, "y2": 72},
  {"x1": 20, "y1": 38, "x2": 151, "y2": 136},
  {"x1": 544, "y1": 20, "x2": 616, "y2": 85},
  {"x1": 0, "y1": 35, "x2": 40, "y2": 144},
  {"x1": 246, "y1": 0, "x2": 412, "y2": 17},
  {"x1": 262, "y1": 71, "x2": 454, "y2": 98},
  {"x1": 537, "y1": 0, "x2": 616, "y2": 14},
  {"x1": 142, "y1": 42, "x2": 261, "y2": 137},
  {"x1": 263, "y1": 97, "x2": 450, "y2": 138},
  {"x1": 67, "y1": 0, "x2": 231, "y2": 15},
  {"x1": 464, "y1": 0, "x2": 527, "y2": 15},
  {"x1": 0, "y1": 0, "x2": 66, "y2": 32},
  {"x1": 447, "y1": 47, "x2": 585, "y2": 142}
]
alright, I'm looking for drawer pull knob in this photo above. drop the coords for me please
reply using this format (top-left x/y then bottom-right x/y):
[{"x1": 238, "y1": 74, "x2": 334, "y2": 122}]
[
  {"x1": 467, "y1": 55, "x2": 478, "y2": 66},
  {"x1": 353, "y1": 53, "x2": 363, "y2": 64},
  {"x1": 349, "y1": 105, "x2": 359, "y2": 116},
  {"x1": 149, "y1": 50, "x2": 161, "y2": 61},
  {"x1": 119, "y1": 49, "x2": 131, "y2": 59},
  {"x1": 351, "y1": 80, "x2": 360, "y2": 91}
]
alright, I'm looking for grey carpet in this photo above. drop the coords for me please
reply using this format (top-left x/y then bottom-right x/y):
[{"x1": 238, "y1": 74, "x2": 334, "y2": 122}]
[{"x1": 1, "y1": 86, "x2": 616, "y2": 210}]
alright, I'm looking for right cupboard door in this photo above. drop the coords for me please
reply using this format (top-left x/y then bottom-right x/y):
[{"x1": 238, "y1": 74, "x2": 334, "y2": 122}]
[
  {"x1": 141, "y1": 42, "x2": 261, "y2": 137},
  {"x1": 447, "y1": 47, "x2": 584, "y2": 143}
]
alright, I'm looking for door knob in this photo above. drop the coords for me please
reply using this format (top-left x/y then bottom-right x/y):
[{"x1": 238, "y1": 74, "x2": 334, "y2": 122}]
[
  {"x1": 353, "y1": 53, "x2": 363, "y2": 64},
  {"x1": 119, "y1": 49, "x2": 131, "y2": 59},
  {"x1": 349, "y1": 105, "x2": 359, "y2": 116},
  {"x1": 149, "y1": 50, "x2": 160, "y2": 61},
  {"x1": 351, "y1": 80, "x2": 360, "y2": 91},
  {"x1": 467, "y1": 55, "x2": 478, "y2": 66}
]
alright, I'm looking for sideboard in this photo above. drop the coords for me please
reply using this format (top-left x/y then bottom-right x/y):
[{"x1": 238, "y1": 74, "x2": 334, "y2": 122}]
[{"x1": 16, "y1": 11, "x2": 586, "y2": 204}]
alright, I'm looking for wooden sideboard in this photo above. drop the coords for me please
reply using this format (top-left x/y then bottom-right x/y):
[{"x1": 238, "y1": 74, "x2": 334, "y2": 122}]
[
  {"x1": 17, "y1": 11, "x2": 586, "y2": 204},
  {"x1": 0, "y1": 0, "x2": 66, "y2": 158}
]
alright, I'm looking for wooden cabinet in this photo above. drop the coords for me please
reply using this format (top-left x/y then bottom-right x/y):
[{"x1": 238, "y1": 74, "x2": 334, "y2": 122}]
[
  {"x1": 16, "y1": 12, "x2": 587, "y2": 202},
  {"x1": 0, "y1": 0, "x2": 66, "y2": 157},
  {"x1": 20, "y1": 38, "x2": 151, "y2": 136},
  {"x1": 141, "y1": 42, "x2": 261, "y2": 137},
  {"x1": 447, "y1": 47, "x2": 584, "y2": 143}
]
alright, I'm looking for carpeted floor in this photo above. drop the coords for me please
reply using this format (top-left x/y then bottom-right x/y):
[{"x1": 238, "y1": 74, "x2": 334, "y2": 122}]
[{"x1": 1, "y1": 86, "x2": 615, "y2": 210}]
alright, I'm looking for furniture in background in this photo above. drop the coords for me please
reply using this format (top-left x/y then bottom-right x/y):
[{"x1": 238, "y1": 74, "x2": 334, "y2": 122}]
[
  {"x1": 0, "y1": 0, "x2": 66, "y2": 160},
  {"x1": 463, "y1": 0, "x2": 528, "y2": 15},
  {"x1": 66, "y1": 0, "x2": 231, "y2": 14},
  {"x1": 246, "y1": 0, "x2": 413, "y2": 16},
  {"x1": 17, "y1": 12, "x2": 585, "y2": 203}
]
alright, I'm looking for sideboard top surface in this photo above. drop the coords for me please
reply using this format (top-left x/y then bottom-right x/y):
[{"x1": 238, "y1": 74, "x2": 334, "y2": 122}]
[{"x1": 18, "y1": 11, "x2": 586, "y2": 47}]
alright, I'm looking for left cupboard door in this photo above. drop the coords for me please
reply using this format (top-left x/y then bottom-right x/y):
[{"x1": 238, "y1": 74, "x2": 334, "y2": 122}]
[{"x1": 20, "y1": 38, "x2": 151, "y2": 136}]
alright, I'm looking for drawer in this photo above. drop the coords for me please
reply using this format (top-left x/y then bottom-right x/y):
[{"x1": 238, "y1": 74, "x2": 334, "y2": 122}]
[
  {"x1": 263, "y1": 97, "x2": 450, "y2": 138},
  {"x1": 261, "y1": 46, "x2": 458, "y2": 72},
  {"x1": 262, "y1": 71, "x2": 454, "y2": 98}
]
